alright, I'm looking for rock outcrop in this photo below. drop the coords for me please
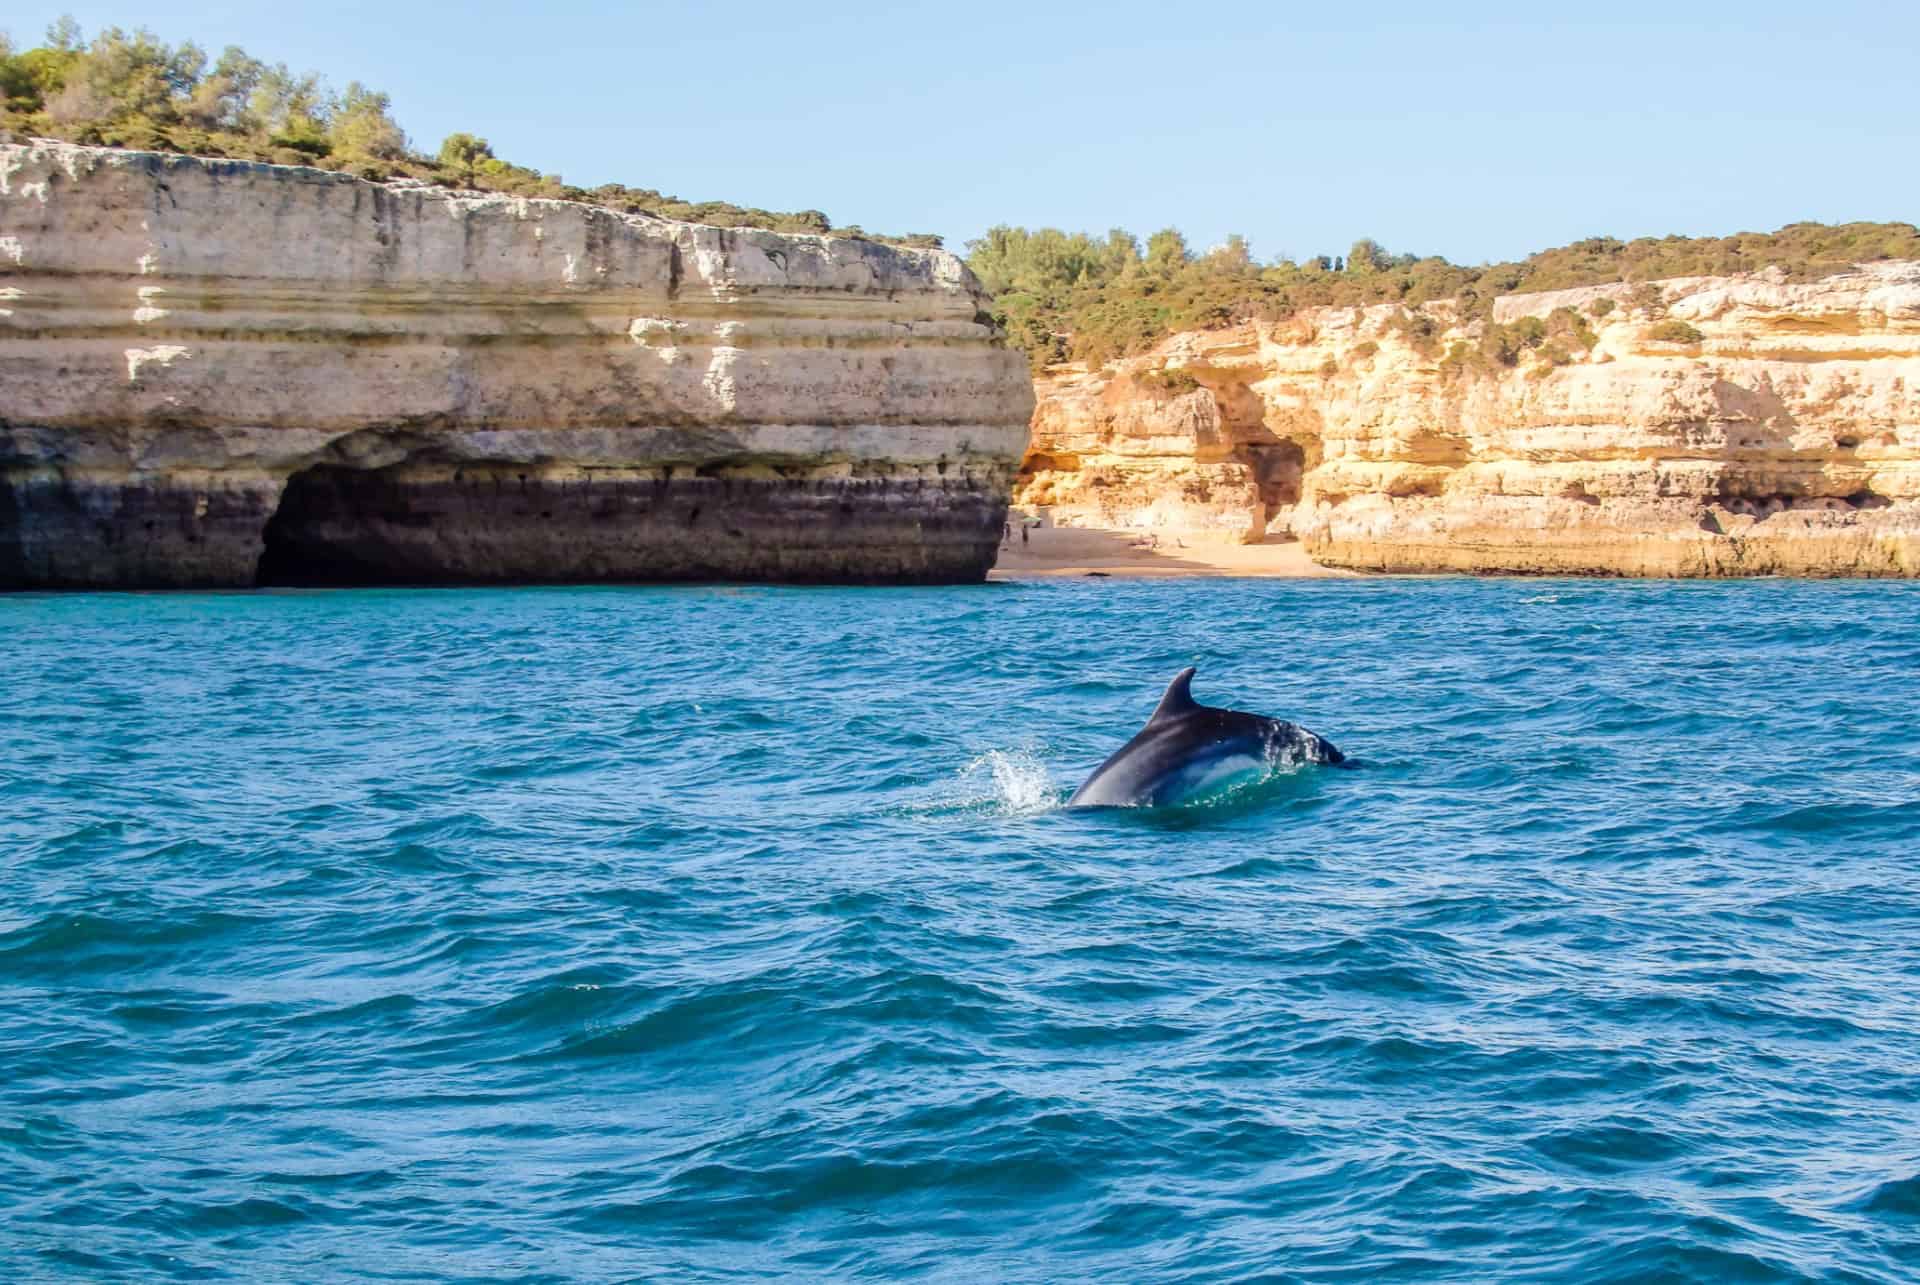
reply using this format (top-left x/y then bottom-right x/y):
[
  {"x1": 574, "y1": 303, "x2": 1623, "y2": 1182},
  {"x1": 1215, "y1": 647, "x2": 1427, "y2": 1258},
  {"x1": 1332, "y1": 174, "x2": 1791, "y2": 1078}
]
[
  {"x1": 1016, "y1": 263, "x2": 1920, "y2": 576},
  {"x1": 0, "y1": 141, "x2": 1033, "y2": 588}
]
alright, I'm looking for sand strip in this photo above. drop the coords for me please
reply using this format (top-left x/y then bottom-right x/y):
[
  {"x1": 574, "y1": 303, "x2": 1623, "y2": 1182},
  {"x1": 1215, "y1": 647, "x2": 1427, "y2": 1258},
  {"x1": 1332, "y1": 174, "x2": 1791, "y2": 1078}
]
[{"x1": 987, "y1": 527, "x2": 1356, "y2": 579}]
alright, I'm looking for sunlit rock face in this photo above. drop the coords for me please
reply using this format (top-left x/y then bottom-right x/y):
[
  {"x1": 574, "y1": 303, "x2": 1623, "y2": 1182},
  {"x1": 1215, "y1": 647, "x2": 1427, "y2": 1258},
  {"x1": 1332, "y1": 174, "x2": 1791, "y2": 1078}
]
[
  {"x1": 0, "y1": 141, "x2": 1034, "y2": 587},
  {"x1": 1016, "y1": 263, "x2": 1920, "y2": 576}
]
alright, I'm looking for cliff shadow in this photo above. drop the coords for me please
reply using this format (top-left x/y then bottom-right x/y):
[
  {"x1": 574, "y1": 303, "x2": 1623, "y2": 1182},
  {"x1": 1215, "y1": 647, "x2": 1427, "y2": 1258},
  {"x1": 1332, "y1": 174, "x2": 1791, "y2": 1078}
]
[
  {"x1": 1709, "y1": 375, "x2": 1801, "y2": 452},
  {"x1": 0, "y1": 474, "x2": 22, "y2": 588},
  {"x1": 256, "y1": 459, "x2": 1008, "y2": 587}
]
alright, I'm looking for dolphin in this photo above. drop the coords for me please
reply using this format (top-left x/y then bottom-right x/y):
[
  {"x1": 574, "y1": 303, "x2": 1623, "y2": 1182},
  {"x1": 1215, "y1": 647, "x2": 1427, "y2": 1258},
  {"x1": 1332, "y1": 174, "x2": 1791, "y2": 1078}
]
[{"x1": 1067, "y1": 667, "x2": 1344, "y2": 808}]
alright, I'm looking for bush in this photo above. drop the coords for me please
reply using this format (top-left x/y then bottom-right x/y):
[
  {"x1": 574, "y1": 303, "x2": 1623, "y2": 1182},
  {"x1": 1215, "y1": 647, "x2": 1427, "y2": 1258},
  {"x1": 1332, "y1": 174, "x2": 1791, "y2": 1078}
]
[
  {"x1": 1627, "y1": 283, "x2": 1667, "y2": 316},
  {"x1": 1478, "y1": 327, "x2": 1521, "y2": 368},
  {"x1": 1508, "y1": 316, "x2": 1547, "y2": 348},
  {"x1": 1648, "y1": 320, "x2": 1705, "y2": 344},
  {"x1": 1546, "y1": 305, "x2": 1598, "y2": 349},
  {"x1": 1383, "y1": 308, "x2": 1443, "y2": 357},
  {"x1": 1473, "y1": 316, "x2": 1547, "y2": 368},
  {"x1": 1136, "y1": 369, "x2": 1200, "y2": 394},
  {"x1": 1587, "y1": 297, "x2": 1617, "y2": 318}
]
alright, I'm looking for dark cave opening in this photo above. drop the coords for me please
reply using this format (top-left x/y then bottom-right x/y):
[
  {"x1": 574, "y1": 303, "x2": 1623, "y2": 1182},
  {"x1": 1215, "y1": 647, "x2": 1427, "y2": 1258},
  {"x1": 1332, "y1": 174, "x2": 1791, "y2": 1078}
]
[
  {"x1": 251, "y1": 457, "x2": 1008, "y2": 587},
  {"x1": 257, "y1": 464, "x2": 423, "y2": 586},
  {"x1": 1250, "y1": 441, "x2": 1307, "y2": 510}
]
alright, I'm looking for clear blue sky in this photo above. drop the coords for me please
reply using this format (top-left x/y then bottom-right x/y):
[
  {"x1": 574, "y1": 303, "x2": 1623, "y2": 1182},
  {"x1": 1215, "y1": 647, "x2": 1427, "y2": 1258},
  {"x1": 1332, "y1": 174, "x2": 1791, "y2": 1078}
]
[{"x1": 9, "y1": 1, "x2": 1916, "y2": 264}]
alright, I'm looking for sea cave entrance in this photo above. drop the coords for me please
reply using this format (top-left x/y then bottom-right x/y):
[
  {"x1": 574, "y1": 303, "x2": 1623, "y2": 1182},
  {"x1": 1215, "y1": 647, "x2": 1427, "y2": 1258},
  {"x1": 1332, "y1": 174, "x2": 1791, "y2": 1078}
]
[
  {"x1": 1251, "y1": 441, "x2": 1307, "y2": 510},
  {"x1": 256, "y1": 463, "x2": 424, "y2": 586}
]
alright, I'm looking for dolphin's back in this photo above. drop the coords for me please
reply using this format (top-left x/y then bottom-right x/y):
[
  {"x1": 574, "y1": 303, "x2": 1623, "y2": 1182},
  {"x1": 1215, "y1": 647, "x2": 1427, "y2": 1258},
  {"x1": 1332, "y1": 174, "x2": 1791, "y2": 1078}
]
[{"x1": 1068, "y1": 667, "x2": 1342, "y2": 808}]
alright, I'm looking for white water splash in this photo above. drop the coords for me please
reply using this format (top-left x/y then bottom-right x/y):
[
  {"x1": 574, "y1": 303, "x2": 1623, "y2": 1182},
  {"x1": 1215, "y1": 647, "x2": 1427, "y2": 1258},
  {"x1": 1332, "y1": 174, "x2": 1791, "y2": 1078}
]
[
  {"x1": 959, "y1": 748, "x2": 1062, "y2": 816},
  {"x1": 888, "y1": 746, "x2": 1066, "y2": 820}
]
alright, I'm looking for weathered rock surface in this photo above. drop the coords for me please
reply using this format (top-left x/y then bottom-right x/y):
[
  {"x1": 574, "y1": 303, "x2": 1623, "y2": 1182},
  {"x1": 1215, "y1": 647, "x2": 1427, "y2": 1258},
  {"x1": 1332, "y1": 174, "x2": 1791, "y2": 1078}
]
[
  {"x1": 0, "y1": 141, "x2": 1033, "y2": 588},
  {"x1": 1017, "y1": 263, "x2": 1920, "y2": 576}
]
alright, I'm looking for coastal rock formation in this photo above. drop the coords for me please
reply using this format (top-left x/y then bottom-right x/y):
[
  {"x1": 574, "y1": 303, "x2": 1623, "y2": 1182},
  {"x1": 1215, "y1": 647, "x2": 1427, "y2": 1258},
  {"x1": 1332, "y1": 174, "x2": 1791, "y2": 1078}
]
[
  {"x1": 1016, "y1": 263, "x2": 1920, "y2": 576},
  {"x1": 0, "y1": 141, "x2": 1033, "y2": 588}
]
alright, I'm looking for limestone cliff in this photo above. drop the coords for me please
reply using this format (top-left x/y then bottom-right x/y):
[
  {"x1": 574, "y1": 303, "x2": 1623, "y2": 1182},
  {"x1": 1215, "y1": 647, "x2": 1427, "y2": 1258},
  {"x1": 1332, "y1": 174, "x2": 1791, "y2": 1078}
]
[
  {"x1": 1016, "y1": 263, "x2": 1920, "y2": 576},
  {"x1": 0, "y1": 141, "x2": 1033, "y2": 588}
]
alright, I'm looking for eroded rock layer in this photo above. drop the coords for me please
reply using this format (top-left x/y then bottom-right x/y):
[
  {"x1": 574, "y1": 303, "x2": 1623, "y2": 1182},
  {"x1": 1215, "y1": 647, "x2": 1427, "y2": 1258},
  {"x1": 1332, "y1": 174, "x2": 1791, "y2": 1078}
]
[
  {"x1": 0, "y1": 141, "x2": 1033, "y2": 588},
  {"x1": 1017, "y1": 264, "x2": 1920, "y2": 576}
]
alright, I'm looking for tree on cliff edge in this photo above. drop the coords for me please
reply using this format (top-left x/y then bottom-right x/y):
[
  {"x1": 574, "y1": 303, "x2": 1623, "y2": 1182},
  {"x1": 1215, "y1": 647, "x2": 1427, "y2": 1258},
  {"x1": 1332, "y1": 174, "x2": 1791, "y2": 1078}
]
[{"x1": 436, "y1": 132, "x2": 492, "y2": 187}]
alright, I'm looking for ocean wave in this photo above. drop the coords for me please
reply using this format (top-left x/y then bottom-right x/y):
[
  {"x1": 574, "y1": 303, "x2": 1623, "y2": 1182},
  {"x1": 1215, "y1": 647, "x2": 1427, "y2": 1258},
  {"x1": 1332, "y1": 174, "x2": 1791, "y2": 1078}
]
[{"x1": 6, "y1": 578, "x2": 1920, "y2": 1278}]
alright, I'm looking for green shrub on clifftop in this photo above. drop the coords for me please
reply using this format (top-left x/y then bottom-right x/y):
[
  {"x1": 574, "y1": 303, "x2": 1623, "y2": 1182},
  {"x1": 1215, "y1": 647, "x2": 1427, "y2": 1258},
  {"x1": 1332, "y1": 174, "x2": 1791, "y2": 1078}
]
[
  {"x1": 966, "y1": 220, "x2": 1920, "y2": 369},
  {"x1": 0, "y1": 16, "x2": 928, "y2": 245}
]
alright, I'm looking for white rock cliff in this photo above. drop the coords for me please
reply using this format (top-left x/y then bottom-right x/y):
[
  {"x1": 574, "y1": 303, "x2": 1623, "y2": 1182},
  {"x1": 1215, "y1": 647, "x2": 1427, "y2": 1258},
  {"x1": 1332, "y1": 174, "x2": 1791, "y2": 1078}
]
[
  {"x1": 1016, "y1": 263, "x2": 1920, "y2": 576},
  {"x1": 0, "y1": 141, "x2": 1035, "y2": 587}
]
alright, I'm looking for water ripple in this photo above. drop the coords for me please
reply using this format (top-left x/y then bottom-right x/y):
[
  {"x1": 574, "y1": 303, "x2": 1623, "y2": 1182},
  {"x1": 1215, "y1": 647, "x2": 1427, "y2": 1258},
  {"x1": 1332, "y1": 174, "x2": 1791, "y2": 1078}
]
[{"x1": 3, "y1": 579, "x2": 1919, "y2": 1279}]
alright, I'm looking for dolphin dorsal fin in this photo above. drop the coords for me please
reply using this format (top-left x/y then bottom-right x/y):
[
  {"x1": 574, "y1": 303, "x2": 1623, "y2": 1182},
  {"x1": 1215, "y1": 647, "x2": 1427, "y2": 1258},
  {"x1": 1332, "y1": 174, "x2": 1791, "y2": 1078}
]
[{"x1": 1150, "y1": 667, "x2": 1200, "y2": 723}]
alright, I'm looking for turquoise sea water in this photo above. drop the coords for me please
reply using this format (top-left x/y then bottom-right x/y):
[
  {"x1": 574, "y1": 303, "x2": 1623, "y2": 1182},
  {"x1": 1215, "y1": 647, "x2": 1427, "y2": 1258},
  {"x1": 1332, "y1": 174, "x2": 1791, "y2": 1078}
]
[{"x1": 4, "y1": 578, "x2": 1920, "y2": 1281}]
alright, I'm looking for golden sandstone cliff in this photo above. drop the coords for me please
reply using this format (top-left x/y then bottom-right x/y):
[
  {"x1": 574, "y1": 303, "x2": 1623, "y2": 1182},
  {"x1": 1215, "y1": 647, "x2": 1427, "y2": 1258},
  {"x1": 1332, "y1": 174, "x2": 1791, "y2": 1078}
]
[
  {"x1": 1016, "y1": 263, "x2": 1920, "y2": 576},
  {"x1": 0, "y1": 141, "x2": 1033, "y2": 588}
]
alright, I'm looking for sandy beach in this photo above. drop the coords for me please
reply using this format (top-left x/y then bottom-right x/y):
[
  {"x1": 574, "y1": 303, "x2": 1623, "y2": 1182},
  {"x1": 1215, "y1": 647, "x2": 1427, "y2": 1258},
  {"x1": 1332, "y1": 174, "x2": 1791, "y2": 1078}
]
[{"x1": 987, "y1": 526, "x2": 1356, "y2": 579}]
